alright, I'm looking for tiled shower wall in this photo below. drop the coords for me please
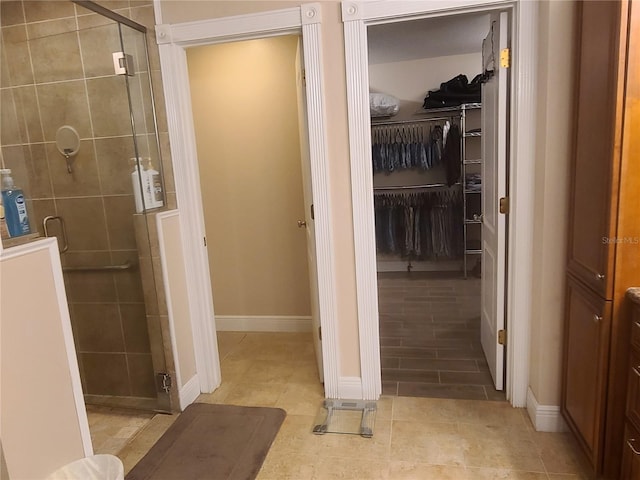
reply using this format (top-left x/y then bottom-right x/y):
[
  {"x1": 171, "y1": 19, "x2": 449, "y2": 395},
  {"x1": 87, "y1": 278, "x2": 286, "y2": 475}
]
[{"x1": 0, "y1": 1, "x2": 176, "y2": 400}]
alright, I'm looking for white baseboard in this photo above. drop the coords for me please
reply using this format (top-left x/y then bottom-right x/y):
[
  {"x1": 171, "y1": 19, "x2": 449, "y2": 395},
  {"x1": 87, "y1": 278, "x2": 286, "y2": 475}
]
[
  {"x1": 179, "y1": 374, "x2": 201, "y2": 411},
  {"x1": 337, "y1": 376, "x2": 364, "y2": 399},
  {"x1": 376, "y1": 260, "x2": 463, "y2": 273},
  {"x1": 215, "y1": 315, "x2": 312, "y2": 332},
  {"x1": 526, "y1": 387, "x2": 567, "y2": 432}
]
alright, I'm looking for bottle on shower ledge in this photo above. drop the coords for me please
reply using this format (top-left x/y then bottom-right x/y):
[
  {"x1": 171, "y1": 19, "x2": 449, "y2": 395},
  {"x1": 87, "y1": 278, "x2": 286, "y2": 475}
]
[{"x1": 0, "y1": 169, "x2": 31, "y2": 237}]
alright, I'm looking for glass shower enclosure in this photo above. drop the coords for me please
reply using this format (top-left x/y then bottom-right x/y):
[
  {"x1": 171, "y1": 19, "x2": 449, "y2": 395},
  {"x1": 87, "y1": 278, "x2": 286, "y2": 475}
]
[{"x1": 0, "y1": 0, "x2": 173, "y2": 412}]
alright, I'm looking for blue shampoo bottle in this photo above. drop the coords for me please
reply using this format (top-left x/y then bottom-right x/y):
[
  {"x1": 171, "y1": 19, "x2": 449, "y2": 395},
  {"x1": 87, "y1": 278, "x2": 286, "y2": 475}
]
[{"x1": 0, "y1": 169, "x2": 31, "y2": 237}]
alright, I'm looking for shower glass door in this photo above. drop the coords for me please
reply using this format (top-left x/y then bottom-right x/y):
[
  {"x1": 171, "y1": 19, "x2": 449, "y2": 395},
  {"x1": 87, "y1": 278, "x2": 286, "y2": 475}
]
[{"x1": 0, "y1": 0, "x2": 173, "y2": 412}]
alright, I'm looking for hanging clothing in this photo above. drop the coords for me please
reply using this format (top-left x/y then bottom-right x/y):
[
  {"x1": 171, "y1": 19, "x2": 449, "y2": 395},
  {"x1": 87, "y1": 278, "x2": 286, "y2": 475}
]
[
  {"x1": 373, "y1": 189, "x2": 463, "y2": 259},
  {"x1": 443, "y1": 124, "x2": 461, "y2": 186}
]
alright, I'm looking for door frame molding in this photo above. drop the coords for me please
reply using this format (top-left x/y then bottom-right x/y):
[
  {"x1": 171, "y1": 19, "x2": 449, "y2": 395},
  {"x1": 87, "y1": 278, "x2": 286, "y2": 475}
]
[
  {"x1": 342, "y1": 0, "x2": 538, "y2": 406},
  {"x1": 155, "y1": 4, "x2": 341, "y2": 397}
]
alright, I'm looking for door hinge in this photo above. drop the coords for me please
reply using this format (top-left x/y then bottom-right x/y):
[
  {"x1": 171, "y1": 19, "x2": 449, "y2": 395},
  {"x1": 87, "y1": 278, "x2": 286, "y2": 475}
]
[
  {"x1": 311, "y1": 204, "x2": 315, "y2": 220},
  {"x1": 204, "y1": 236, "x2": 207, "y2": 247},
  {"x1": 157, "y1": 372, "x2": 172, "y2": 393},
  {"x1": 499, "y1": 197, "x2": 509, "y2": 214},
  {"x1": 498, "y1": 329, "x2": 506, "y2": 345},
  {"x1": 318, "y1": 326, "x2": 322, "y2": 341},
  {"x1": 302, "y1": 69, "x2": 306, "y2": 87},
  {"x1": 500, "y1": 48, "x2": 510, "y2": 68}
]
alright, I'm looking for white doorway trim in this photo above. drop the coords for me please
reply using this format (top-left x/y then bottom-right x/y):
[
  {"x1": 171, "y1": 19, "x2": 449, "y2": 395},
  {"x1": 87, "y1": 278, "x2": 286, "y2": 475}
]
[
  {"x1": 342, "y1": 0, "x2": 537, "y2": 406},
  {"x1": 155, "y1": 4, "x2": 341, "y2": 397}
]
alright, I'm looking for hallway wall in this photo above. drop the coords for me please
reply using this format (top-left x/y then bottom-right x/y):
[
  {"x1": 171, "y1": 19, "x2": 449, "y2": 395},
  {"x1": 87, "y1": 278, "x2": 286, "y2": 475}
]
[{"x1": 187, "y1": 36, "x2": 312, "y2": 319}]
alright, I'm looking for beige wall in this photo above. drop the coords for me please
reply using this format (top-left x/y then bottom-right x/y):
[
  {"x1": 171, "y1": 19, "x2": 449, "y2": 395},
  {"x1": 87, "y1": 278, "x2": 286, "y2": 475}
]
[
  {"x1": 369, "y1": 53, "x2": 482, "y2": 117},
  {"x1": 187, "y1": 36, "x2": 312, "y2": 318},
  {"x1": 529, "y1": 0, "x2": 577, "y2": 406},
  {"x1": 157, "y1": 212, "x2": 197, "y2": 385},
  {"x1": 1, "y1": 241, "x2": 86, "y2": 479},
  {"x1": 160, "y1": 1, "x2": 579, "y2": 394}
]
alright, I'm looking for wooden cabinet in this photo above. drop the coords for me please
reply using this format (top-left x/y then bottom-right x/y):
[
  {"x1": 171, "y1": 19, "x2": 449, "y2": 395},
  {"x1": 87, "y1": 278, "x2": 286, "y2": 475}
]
[
  {"x1": 563, "y1": 276, "x2": 612, "y2": 467},
  {"x1": 623, "y1": 296, "x2": 640, "y2": 480},
  {"x1": 562, "y1": 1, "x2": 640, "y2": 478}
]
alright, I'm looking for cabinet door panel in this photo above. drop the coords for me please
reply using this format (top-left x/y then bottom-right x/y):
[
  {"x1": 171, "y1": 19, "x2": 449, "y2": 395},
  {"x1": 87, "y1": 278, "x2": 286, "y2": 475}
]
[
  {"x1": 562, "y1": 276, "x2": 612, "y2": 469},
  {"x1": 567, "y1": 1, "x2": 625, "y2": 299},
  {"x1": 621, "y1": 423, "x2": 640, "y2": 480}
]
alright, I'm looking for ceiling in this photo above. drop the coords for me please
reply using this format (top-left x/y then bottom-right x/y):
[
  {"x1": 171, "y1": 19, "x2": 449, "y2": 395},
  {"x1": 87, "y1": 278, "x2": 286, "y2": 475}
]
[{"x1": 368, "y1": 13, "x2": 491, "y2": 65}]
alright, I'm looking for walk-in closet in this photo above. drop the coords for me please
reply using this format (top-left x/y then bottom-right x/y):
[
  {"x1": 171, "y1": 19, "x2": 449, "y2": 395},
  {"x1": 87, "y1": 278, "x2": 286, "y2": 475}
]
[{"x1": 368, "y1": 13, "x2": 504, "y2": 401}]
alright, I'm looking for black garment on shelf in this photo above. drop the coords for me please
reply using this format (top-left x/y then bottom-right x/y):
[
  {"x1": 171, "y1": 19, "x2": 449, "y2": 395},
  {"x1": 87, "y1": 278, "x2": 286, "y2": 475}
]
[
  {"x1": 422, "y1": 74, "x2": 483, "y2": 109},
  {"x1": 442, "y1": 124, "x2": 461, "y2": 186}
]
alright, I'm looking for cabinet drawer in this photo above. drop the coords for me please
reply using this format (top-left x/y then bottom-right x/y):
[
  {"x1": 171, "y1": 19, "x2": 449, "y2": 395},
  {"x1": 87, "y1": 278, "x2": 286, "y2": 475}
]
[
  {"x1": 628, "y1": 350, "x2": 640, "y2": 428},
  {"x1": 633, "y1": 311, "x2": 640, "y2": 352},
  {"x1": 621, "y1": 422, "x2": 640, "y2": 480}
]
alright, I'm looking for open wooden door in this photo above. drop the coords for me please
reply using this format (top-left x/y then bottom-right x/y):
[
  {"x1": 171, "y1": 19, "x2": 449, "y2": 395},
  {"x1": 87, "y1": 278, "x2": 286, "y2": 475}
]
[
  {"x1": 295, "y1": 37, "x2": 324, "y2": 383},
  {"x1": 480, "y1": 12, "x2": 509, "y2": 390}
]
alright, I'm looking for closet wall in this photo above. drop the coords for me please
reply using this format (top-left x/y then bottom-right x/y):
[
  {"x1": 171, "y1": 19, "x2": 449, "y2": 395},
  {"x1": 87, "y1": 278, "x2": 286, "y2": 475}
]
[{"x1": 186, "y1": 36, "x2": 312, "y2": 324}]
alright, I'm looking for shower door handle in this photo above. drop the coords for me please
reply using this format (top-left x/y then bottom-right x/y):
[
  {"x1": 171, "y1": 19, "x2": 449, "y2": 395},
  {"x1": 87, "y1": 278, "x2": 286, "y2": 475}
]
[{"x1": 43, "y1": 216, "x2": 69, "y2": 253}]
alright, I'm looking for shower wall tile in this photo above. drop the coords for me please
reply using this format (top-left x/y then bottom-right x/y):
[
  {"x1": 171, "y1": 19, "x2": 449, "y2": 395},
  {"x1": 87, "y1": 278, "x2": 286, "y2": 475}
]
[
  {"x1": 133, "y1": 213, "x2": 160, "y2": 257},
  {"x1": 28, "y1": 21, "x2": 83, "y2": 83},
  {"x1": 137, "y1": 256, "x2": 158, "y2": 315},
  {"x1": 1, "y1": 145, "x2": 29, "y2": 190},
  {"x1": 1, "y1": 25, "x2": 34, "y2": 86},
  {"x1": 1, "y1": 40, "x2": 10, "y2": 88},
  {"x1": 24, "y1": 1, "x2": 75, "y2": 24},
  {"x1": 24, "y1": 143, "x2": 53, "y2": 199},
  {"x1": 86, "y1": 76, "x2": 132, "y2": 138},
  {"x1": 121, "y1": 303, "x2": 151, "y2": 353},
  {"x1": 37, "y1": 80, "x2": 92, "y2": 141},
  {"x1": 150, "y1": 69, "x2": 168, "y2": 133},
  {"x1": 159, "y1": 133, "x2": 174, "y2": 194},
  {"x1": 104, "y1": 195, "x2": 137, "y2": 250},
  {"x1": 14, "y1": 85, "x2": 44, "y2": 143},
  {"x1": 0, "y1": 2, "x2": 26, "y2": 27},
  {"x1": 112, "y1": 250, "x2": 145, "y2": 303},
  {"x1": 47, "y1": 140, "x2": 101, "y2": 198},
  {"x1": 62, "y1": 252, "x2": 118, "y2": 302},
  {"x1": 0, "y1": 89, "x2": 22, "y2": 146},
  {"x1": 127, "y1": 354, "x2": 156, "y2": 398},
  {"x1": 73, "y1": 303, "x2": 125, "y2": 353},
  {"x1": 30, "y1": 199, "x2": 56, "y2": 236},
  {"x1": 85, "y1": 2, "x2": 131, "y2": 14},
  {"x1": 79, "y1": 23, "x2": 122, "y2": 78},
  {"x1": 82, "y1": 352, "x2": 130, "y2": 396},
  {"x1": 95, "y1": 136, "x2": 137, "y2": 195},
  {"x1": 146, "y1": 314, "x2": 167, "y2": 375},
  {"x1": 56, "y1": 197, "x2": 109, "y2": 250},
  {"x1": 152, "y1": 255, "x2": 168, "y2": 316}
]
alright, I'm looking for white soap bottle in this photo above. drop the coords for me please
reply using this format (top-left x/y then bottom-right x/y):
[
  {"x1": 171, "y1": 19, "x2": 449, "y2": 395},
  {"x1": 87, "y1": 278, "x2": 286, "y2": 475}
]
[
  {"x1": 130, "y1": 158, "x2": 146, "y2": 213},
  {"x1": 145, "y1": 158, "x2": 164, "y2": 209}
]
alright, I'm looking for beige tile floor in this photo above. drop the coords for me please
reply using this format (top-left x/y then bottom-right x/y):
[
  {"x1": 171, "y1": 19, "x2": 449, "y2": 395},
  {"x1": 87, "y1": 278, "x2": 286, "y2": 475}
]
[{"x1": 105, "y1": 332, "x2": 594, "y2": 479}]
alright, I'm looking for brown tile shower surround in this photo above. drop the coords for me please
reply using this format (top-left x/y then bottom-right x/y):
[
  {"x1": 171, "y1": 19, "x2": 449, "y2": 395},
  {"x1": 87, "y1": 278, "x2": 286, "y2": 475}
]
[
  {"x1": 0, "y1": 0, "x2": 177, "y2": 405},
  {"x1": 378, "y1": 271, "x2": 504, "y2": 401}
]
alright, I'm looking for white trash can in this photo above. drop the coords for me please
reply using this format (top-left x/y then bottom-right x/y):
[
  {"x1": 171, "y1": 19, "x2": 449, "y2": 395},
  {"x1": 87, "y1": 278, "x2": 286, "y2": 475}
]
[{"x1": 46, "y1": 454, "x2": 124, "y2": 480}]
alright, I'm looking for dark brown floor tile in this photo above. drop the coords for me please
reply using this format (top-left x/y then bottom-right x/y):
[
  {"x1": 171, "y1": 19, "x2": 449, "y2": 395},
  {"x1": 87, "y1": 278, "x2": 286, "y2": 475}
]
[
  {"x1": 397, "y1": 382, "x2": 488, "y2": 400},
  {"x1": 440, "y1": 370, "x2": 494, "y2": 386},
  {"x1": 382, "y1": 381, "x2": 399, "y2": 395},
  {"x1": 485, "y1": 387, "x2": 507, "y2": 401},
  {"x1": 401, "y1": 337, "x2": 472, "y2": 348},
  {"x1": 436, "y1": 347, "x2": 485, "y2": 360},
  {"x1": 380, "y1": 336, "x2": 402, "y2": 346},
  {"x1": 381, "y1": 357, "x2": 400, "y2": 368},
  {"x1": 381, "y1": 346, "x2": 437, "y2": 359},
  {"x1": 434, "y1": 329, "x2": 480, "y2": 339},
  {"x1": 399, "y1": 358, "x2": 479, "y2": 372},
  {"x1": 381, "y1": 369, "x2": 439, "y2": 383}
]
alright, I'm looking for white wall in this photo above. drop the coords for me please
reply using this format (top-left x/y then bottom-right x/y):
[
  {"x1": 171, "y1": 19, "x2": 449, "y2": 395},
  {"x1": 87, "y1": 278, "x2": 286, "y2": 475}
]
[
  {"x1": 1, "y1": 239, "x2": 90, "y2": 479},
  {"x1": 369, "y1": 52, "x2": 482, "y2": 117}
]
